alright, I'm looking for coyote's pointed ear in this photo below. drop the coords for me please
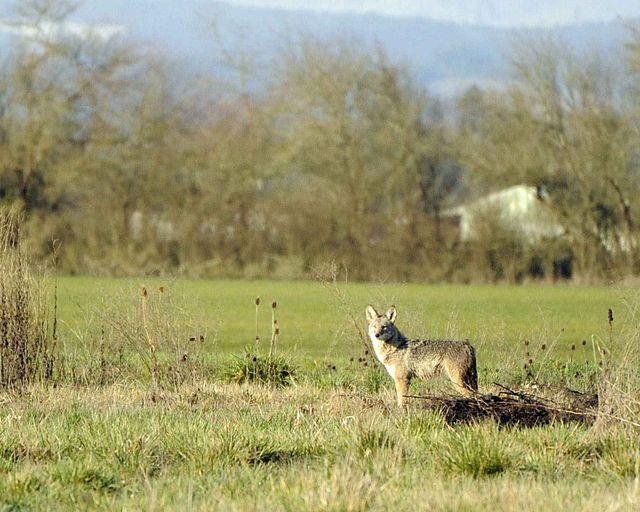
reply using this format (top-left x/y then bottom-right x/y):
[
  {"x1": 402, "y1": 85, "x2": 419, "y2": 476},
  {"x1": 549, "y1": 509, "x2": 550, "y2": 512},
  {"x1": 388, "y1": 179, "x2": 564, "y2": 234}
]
[
  {"x1": 386, "y1": 306, "x2": 397, "y2": 323},
  {"x1": 365, "y1": 305, "x2": 378, "y2": 322}
]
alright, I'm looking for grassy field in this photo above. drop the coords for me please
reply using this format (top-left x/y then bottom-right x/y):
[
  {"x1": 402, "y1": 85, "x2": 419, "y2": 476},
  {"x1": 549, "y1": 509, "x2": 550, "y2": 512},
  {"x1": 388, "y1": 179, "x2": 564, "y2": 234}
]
[
  {"x1": 56, "y1": 277, "x2": 633, "y2": 359},
  {"x1": 2, "y1": 278, "x2": 640, "y2": 510}
]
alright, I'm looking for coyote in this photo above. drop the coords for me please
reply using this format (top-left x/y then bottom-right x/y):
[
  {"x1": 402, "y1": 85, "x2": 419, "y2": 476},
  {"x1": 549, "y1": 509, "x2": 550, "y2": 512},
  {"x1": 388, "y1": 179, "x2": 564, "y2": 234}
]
[{"x1": 365, "y1": 305, "x2": 478, "y2": 406}]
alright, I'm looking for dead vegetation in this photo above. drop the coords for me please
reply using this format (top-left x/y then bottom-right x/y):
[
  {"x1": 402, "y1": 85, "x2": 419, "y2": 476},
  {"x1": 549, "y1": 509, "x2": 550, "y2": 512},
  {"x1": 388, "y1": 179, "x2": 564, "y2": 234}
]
[
  {"x1": 0, "y1": 209, "x2": 55, "y2": 388},
  {"x1": 409, "y1": 385, "x2": 598, "y2": 427}
]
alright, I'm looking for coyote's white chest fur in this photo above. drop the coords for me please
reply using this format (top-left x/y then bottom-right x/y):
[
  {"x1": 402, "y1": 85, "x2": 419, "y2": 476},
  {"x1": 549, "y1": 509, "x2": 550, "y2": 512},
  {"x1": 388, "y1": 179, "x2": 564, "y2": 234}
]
[
  {"x1": 369, "y1": 333, "x2": 400, "y2": 377},
  {"x1": 369, "y1": 334, "x2": 395, "y2": 364}
]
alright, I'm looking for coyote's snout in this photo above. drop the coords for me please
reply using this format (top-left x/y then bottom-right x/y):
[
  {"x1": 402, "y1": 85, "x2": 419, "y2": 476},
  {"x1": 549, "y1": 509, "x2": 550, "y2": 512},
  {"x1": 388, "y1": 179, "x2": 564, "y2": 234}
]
[{"x1": 365, "y1": 305, "x2": 478, "y2": 406}]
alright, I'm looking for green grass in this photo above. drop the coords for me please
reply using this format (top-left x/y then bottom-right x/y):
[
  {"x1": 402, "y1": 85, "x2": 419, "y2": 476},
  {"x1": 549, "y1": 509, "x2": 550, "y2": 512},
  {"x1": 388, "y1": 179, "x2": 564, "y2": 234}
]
[
  {"x1": 2, "y1": 277, "x2": 639, "y2": 510},
  {"x1": 1, "y1": 383, "x2": 638, "y2": 510},
  {"x1": 56, "y1": 277, "x2": 631, "y2": 360}
]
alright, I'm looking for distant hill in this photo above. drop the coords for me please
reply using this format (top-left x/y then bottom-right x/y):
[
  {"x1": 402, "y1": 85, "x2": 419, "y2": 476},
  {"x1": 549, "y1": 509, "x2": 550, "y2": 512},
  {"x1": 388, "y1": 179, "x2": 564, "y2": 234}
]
[{"x1": 1, "y1": 1, "x2": 635, "y2": 96}]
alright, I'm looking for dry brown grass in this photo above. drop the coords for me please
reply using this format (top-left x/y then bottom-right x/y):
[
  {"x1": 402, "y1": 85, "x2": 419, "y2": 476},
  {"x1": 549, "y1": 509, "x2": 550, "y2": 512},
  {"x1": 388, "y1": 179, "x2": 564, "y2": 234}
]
[{"x1": 0, "y1": 208, "x2": 55, "y2": 388}]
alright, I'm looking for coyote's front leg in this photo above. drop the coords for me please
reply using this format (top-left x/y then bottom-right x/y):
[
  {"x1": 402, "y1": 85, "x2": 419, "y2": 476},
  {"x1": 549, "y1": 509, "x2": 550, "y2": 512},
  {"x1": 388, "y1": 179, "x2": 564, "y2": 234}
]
[{"x1": 394, "y1": 376, "x2": 409, "y2": 407}]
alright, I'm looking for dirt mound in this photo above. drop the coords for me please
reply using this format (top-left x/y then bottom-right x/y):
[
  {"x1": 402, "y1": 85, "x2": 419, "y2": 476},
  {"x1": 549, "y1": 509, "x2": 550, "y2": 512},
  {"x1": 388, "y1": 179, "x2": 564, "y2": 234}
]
[{"x1": 412, "y1": 385, "x2": 598, "y2": 427}]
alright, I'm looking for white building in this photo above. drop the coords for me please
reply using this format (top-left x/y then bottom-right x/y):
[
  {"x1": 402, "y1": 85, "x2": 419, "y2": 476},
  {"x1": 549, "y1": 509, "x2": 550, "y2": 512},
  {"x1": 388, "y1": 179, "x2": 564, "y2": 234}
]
[{"x1": 442, "y1": 185, "x2": 564, "y2": 241}]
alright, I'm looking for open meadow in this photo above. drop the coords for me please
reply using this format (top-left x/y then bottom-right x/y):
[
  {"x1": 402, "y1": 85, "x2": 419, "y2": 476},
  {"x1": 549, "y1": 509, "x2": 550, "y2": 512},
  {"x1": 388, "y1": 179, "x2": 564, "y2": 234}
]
[
  {"x1": 2, "y1": 277, "x2": 640, "y2": 510},
  {"x1": 3, "y1": 1, "x2": 640, "y2": 510}
]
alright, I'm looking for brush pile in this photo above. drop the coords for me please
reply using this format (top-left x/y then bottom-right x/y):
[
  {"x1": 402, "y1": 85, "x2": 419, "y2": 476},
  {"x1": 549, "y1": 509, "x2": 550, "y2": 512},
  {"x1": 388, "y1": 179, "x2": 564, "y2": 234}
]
[{"x1": 413, "y1": 385, "x2": 598, "y2": 427}]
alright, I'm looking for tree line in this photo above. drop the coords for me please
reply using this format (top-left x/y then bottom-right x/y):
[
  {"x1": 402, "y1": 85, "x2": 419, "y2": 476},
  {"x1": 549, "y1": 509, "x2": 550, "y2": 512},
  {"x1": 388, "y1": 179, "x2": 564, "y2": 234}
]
[{"x1": 1, "y1": 1, "x2": 640, "y2": 282}]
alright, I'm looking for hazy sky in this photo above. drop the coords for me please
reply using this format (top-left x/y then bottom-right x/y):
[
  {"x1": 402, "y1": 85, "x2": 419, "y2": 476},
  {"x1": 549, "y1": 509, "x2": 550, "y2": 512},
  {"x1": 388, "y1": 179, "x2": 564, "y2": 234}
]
[{"x1": 223, "y1": 0, "x2": 640, "y2": 26}]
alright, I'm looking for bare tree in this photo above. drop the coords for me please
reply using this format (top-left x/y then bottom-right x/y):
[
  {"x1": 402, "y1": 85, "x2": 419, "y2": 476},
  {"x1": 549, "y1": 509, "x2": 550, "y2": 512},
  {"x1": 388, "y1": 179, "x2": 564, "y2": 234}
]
[{"x1": 459, "y1": 37, "x2": 640, "y2": 279}]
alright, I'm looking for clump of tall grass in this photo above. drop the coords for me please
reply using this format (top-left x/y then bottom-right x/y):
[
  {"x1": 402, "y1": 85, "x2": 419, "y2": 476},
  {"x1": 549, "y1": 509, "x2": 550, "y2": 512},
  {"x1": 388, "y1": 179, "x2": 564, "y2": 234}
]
[
  {"x1": 355, "y1": 428, "x2": 396, "y2": 458},
  {"x1": 88, "y1": 283, "x2": 207, "y2": 392},
  {"x1": 223, "y1": 351, "x2": 295, "y2": 387},
  {"x1": 0, "y1": 209, "x2": 55, "y2": 388},
  {"x1": 434, "y1": 424, "x2": 518, "y2": 477},
  {"x1": 224, "y1": 296, "x2": 295, "y2": 387},
  {"x1": 594, "y1": 300, "x2": 640, "y2": 431}
]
